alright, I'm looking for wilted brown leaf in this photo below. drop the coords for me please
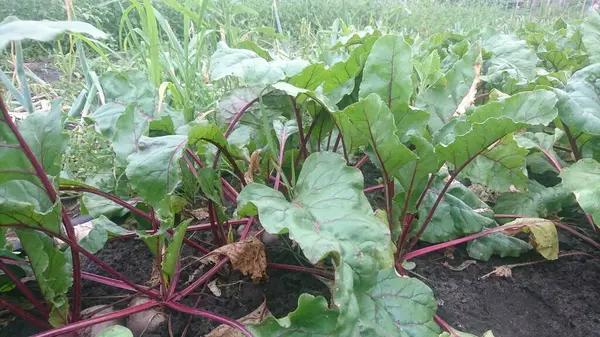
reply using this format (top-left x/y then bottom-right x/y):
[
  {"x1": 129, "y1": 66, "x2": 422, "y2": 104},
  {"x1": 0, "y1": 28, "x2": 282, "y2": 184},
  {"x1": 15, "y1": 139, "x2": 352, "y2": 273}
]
[
  {"x1": 480, "y1": 265, "x2": 513, "y2": 280},
  {"x1": 205, "y1": 237, "x2": 267, "y2": 280},
  {"x1": 206, "y1": 300, "x2": 271, "y2": 337},
  {"x1": 244, "y1": 150, "x2": 261, "y2": 184}
]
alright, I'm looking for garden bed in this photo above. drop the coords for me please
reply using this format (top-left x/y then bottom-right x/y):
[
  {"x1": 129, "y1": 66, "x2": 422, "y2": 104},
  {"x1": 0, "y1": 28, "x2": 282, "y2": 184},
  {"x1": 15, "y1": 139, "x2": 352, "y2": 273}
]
[{"x1": 2, "y1": 225, "x2": 598, "y2": 337}]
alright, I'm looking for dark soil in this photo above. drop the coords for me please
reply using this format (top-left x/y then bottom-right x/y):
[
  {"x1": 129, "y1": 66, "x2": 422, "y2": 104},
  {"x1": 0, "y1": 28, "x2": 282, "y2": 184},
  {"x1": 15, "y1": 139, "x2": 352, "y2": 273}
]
[{"x1": 413, "y1": 228, "x2": 600, "y2": 337}]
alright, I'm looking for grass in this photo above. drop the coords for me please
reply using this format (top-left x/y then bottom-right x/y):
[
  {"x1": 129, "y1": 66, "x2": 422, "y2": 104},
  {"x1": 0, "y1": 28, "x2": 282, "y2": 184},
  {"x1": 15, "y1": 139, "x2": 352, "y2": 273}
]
[{"x1": 0, "y1": 0, "x2": 589, "y2": 183}]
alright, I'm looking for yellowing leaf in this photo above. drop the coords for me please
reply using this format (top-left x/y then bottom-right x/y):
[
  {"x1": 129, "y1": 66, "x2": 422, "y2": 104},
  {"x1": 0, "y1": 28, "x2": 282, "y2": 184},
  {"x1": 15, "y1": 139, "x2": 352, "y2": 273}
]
[{"x1": 505, "y1": 218, "x2": 559, "y2": 260}]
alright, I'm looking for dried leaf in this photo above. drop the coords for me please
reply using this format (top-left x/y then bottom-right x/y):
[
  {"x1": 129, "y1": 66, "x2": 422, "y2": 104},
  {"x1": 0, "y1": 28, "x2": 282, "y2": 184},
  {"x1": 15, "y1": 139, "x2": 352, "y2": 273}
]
[
  {"x1": 206, "y1": 301, "x2": 271, "y2": 337},
  {"x1": 444, "y1": 247, "x2": 456, "y2": 260},
  {"x1": 480, "y1": 265, "x2": 512, "y2": 279},
  {"x1": 442, "y1": 260, "x2": 477, "y2": 272},
  {"x1": 244, "y1": 150, "x2": 261, "y2": 184},
  {"x1": 205, "y1": 237, "x2": 267, "y2": 280},
  {"x1": 207, "y1": 279, "x2": 222, "y2": 297},
  {"x1": 452, "y1": 61, "x2": 482, "y2": 117}
]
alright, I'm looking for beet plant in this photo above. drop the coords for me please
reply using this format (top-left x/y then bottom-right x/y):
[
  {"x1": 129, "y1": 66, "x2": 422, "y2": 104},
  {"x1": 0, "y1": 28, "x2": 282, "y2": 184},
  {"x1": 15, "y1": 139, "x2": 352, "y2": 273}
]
[{"x1": 2, "y1": 12, "x2": 600, "y2": 337}]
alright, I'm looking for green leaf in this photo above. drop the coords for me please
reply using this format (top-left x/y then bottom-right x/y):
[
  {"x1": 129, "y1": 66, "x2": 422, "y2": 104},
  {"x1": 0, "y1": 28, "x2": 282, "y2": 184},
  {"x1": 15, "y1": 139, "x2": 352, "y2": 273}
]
[
  {"x1": 96, "y1": 325, "x2": 134, "y2": 337},
  {"x1": 349, "y1": 267, "x2": 440, "y2": 336},
  {"x1": 394, "y1": 107, "x2": 430, "y2": 142},
  {"x1": 418, "y1": 172, "x2": 494, "y2": 243},
  {"x1": 17, "y1": 99, "x2": 68, "y2": 177},
  {"x1": 359, "y1": 35, "x2": 413, "y2": 114},
  {"x1": 583, "y1": 10, "x2": 600, "y2": 64},
  {"x1": 459, "y1": 134, "x2": 529, "y2": 192},
  {"x1": 481, "y1": 31, "x2": 537, "y2": 92},
  {"x1": 288, "y1": 63, "x2": 327, "y2": 91},
  {"x1": 436, "y1": 117, "x2": 521, "y2": 170},
  {"x1": 323, "y1": 36, "x2": 377, "y2": 104},
  {"x1": 468, "y1": 90, "x2": 558, "y2": 126},
  {"x1": 560, "y1": 158, "x2": 600, "y2": 225},
  {"x1": 416, "y1": 43, "x2": 481, "y2": 132},
  {"x1": 0, "y1": 99, "x2": 66, "y2": 185},
  {"x1": 0, "y1": 16, "x2": 108, "y2": 51},
  {"x1": 112, "y1": 105, "x2": 150, "y2": 166},
  {"x1": 0, "y1": 180, "x2": 61, "y2": 234},
  {"x1": 197, "y1": 168, "x2": 223, "y2": 205},
  {"x1": 467, "y1": 231, "x2": 532, "y2": 261},
  {"x1": 248, "y1": 294, "x2": 340, "y2": 335},
  {"x1": 162, "y1": 219, "x2": 191, "y2": 283},
  {"x1": 237, "y1": 152, "x2": 393, "y2": 276},
  {"x1": 126, "y1": 135, "x2": 187, "y2": 207},
  {"x1": 237, "y1": 40, "x2": 273, "y2": 61},
  {"x1": 210, "y1": 42, "x2": 285, "y2": 86},
  {"x1": 16, "y1": 230, "x2": 71, "y2": 327},
  {"x1": 333, "y1": 94, "x2": 417, "y2": 177},
  {"x1": 79, "y1": 216, "x2": 130, "y2": 255},
  {"x1": 555, "y1": 64, "x2": 600, "y2": 136},
  {"x1": 494, "y1": 181, "x2": 573, "y2": 218}
]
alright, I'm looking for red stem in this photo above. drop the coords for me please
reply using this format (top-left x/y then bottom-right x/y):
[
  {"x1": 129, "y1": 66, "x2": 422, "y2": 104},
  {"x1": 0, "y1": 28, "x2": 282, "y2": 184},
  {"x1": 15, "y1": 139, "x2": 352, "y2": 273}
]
[
  {"x1": 354, "y1": 155, "x2": 369, "y2": 168},
  {"x1": 434, "y1": 315, "x2": 459, "y2": 337},
  {"x1": 32, "y1": 300, "x2": 159, "y2": 337},
  {"x1": 60, "y1": 185, "x2": 153, "y2": 222},
  {"x1": 403, "y1": 141, "x2": 497, "y2": 257},
  {"x1": 363, "y1": 184, "x2": 384, "y2": 193},
  {"x1": 294, "y1": 115, "x2": 317, "y2": 170},
  {"x1": 0, "y1": 298, "x2": 51, "y2": 330},
  {"x1": 332, "y1": 133, "x2": 342, "y2": 153},
  {"x1": 1, "y1": 95, "x2": 82, "y2": 321},
  {"x1": 164, "y1": 302, "x2": 254, "y2": 337},
  {"x1": 185, "y1": 148, "x2": 239, "y2": 203},
  {"x1": 403, "y1": 221, "x2": 543, "y2": 260},
  {"x1": 395, "y1": 165, "x2": 418, "y2": 259},
  {"x1": 267, "y1": 262, "x2": 333, "y2": 278},
  {"x1": 562, "y1": 122, "x2": 582, "y2": 161},
  {"x1": 81, "y1": 272, "x2": 159, "y2": 296},
  {"x1": 172, "y1": 258, "x2": 229, "y2": 301},
  {"x1": 0, "y1": 259, "x2": 49, "y2": 317},
  {"x1": 540, "y1": 148, "x2": 562, "y2": 173}
]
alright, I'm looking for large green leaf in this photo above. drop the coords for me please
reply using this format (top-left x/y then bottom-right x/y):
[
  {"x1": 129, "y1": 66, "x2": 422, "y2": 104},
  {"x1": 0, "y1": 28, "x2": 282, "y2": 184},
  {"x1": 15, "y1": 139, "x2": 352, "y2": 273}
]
[
  {"x1": 0, "y1": 16, "x2": 107, "y2": 51},
  {"x1": 333, "y1": 94, "x2": 416, "y2": 178},
  {"x1": 417, "y1": 173, "x2": 494, "y2": 243},
  {"x1": 560, "y1": 158, "x2": 600, "y2": 225},
  {"x1": 0, "y1": 180, "x2": 61, "y2": 233},
  {"x1": 112, "y1": 105, "x2": 150, "y2": 166},
  {"x1": 555, "y1": 64, "x2": 600, "y2": 136},
  {"x1": 459, "y1": 134, "x2": 529, "y2": 192},
  {"x1": 90, "y1": 71, "x2": 185, "y2": 139},
  {"x1": 359, "y1": 35, "x2": 412, "y2": 114},
  {"x1": 17, "y1": 99, "x2": 68, "y2": 177},
  {"x1": 481, "y1": 31, "x2": 537, "y2": 92},
  {"x1": 323, "y1": 36, "x2": 377, "y2": 104},
  {"x1": 436, "y1": 117, "x2": 521, "y2": 170},
  {"x1": 494, "y1": 181, "x2": 573, "y2": 218},
  {"x1": 125, "y1": 135, "x2": 187, "y2": 207},
  {"x1": 16, "y1": 230, "x2": 72, "y2": 327},
  {"x1": 468, "y1": 90, "x2": 558, "y2": 126},
  {"x1": 238, "y1": 152, "x2": 440, "y2": 336},
  {"x1": 0, "y1": 99, "x2": 66, "y2": 185},
  {"x1": 210, "y1": 42, "x2": 307, "y2": 86},
  {"x1": 237, "y1": 152, "x2": 393, "y2": 276},
  {"x1": 583, "y1": 10, "x2": 600, "y2": 64}
]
